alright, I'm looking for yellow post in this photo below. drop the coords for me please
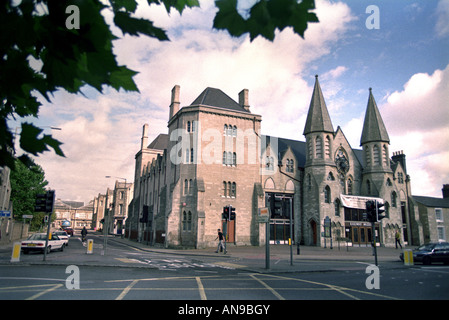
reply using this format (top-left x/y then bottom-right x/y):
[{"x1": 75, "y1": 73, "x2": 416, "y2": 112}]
[
  {"x1": 87, "y1": 239, "x2": 94, "y2": 254},
  {"x1": 11, "y1": 242, "x2": 21, "y2": 262},
  {"x1": 404, "y1": 249, "x2": 414, "y2": 266}
]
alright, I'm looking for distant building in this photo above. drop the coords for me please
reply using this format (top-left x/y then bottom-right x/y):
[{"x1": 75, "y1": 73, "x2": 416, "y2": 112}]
[
  {"x1": 413, "y1": 185, "x2": 449, "y2": 243},
  {"x1": 54, "y1": 199, "x2": 93, "y2": 229},
  {"x1": 128, "y1": 77, "x2": 423, "y2": 248},
  {"x1": 93, "y1": 181, "x2": 133, "y2": 235}
]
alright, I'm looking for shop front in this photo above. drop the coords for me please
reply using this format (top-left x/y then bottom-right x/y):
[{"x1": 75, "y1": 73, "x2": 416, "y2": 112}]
[
  {"x1": 265, "y1": 193, "x2": 294, "y2": 244},
  {"x1": 341, "y1": 195, "x2": 382, "y2": 247}
]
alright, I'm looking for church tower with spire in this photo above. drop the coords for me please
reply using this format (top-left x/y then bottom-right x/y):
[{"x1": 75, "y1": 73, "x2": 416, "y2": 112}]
[
  {"x1": 360, "y1": 88, "x2": 393, "y2": 197},
  {"x1": 302, "y1": 75, "x2": 338, "y2": 246}
]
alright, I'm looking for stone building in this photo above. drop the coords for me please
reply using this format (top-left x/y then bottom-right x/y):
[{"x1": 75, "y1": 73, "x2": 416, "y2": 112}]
[
  {"x1": 128, "y1": 76, "x2": 422, "y2": 248},
  {"x1": 412, "y1": 185, "x2": 449, "y2": 243},
  {"x1": 93, "y1": 181, "x2": 133, "y2": 235}
]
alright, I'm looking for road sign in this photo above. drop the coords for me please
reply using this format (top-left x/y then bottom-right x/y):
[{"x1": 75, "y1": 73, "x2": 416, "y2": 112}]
[
  {"x1": 0, "y1": 210, "x2": 11, "y2": 217},
  {"x1": 23, "y1": 215, "x2": 33, "y2": 219}
]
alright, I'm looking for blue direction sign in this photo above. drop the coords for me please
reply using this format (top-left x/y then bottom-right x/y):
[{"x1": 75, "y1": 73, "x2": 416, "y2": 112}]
[{"x1": 0, "y1": 211, "x2": 11, "y2": 217}]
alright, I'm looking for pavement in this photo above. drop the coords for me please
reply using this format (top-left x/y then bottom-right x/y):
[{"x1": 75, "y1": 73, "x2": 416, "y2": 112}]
[{"x1": 0, "y1": 233, "x2": 411, "y2": 273}]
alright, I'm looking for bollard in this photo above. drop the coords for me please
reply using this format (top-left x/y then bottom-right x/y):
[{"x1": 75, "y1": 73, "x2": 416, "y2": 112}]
[
  {"x1": 403, "y1": 249, "x2": 414, "y2": 266},
  {"x1": 86, "y1": 239, "x2": 94, "y2": 254},
  {"x1": 11, "y1": 242, "x2": 21, "y2": 262}
]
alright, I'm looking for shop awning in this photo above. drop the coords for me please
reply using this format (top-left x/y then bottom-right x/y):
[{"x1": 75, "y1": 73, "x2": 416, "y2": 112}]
[{"x1": 340, "y1": 195, "x2": 384, "y2": 210}]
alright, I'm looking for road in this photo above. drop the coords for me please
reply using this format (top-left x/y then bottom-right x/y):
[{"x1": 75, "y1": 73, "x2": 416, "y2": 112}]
[{"x1": 1, "y1": 232, "x2": 449, "y2": 305}]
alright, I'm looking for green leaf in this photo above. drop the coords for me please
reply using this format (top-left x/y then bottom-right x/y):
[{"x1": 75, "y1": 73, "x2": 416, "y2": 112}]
[
  {"x1": 213, "y1": 0, "x2": 247, "y2": 38},
  {"x1": 148, "y1": 0, "x2": 200, "y2": 14},
  {"x1": 213, "y1": 0, "x2": 319, "y2": 41},
  {"x1": 114, "y1": 11, "x2": 169, "y2": 40},
  {"x1": 19, "y1": 122, "x2": 65, "y2": 157},
  {"x1": 109, "y1": 66, "x2": 140, "y2": 92}
]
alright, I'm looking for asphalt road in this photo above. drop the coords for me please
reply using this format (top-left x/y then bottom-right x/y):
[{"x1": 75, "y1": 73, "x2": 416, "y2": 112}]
[{"x1": 1, "y1": 234, "x2": 449, "y2": 303}]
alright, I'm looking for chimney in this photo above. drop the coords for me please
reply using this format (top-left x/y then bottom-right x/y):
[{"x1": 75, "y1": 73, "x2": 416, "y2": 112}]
[
  {"x1": 392, "y1": 150, "x2": 407, "y2": 174},
  {"x1": 443, "y1": 184, "x2": 449, "y2": 199},
  {"x1": 141, "y1": 123, "x2": 149, "y2": 150},
  {"x1": 239, "y1": 89, "x2": 250, "y2": 112},
  {"x1": 169, "y1": 85, "x2": 180, "y2": 119}
]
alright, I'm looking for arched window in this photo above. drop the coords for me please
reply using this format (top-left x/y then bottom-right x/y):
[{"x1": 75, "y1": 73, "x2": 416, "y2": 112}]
[
  {"x1": 365, "y1": 145, "x2": 371, "y2": 166},
  {"x1": 190, "y1": 148, "x2": 194, "y2": 163},
  {"x1": 187, "y1": 121, "x2": 191, "y2": 132},
  {"x1": 324, "y1": 185, "x2": 331, "y2": 203},
  {"x1": 325, "y1": 135, "x2": 331, "y2": 158},
  {"x1": 232, "y1": 152, "x2": 237, "y2": 166},
  {"x1": 222, "y1": 152, "x2": 227, "y2": 165},
  {"x1": 223, "y1": 124, "x2": 228, "y2": 135},
  {"x1": 373, "y1": 145, "x2": 380, "y2": 165},
  {"x1": 231, "y1": 182, "x2": 236, "y2": 197},
  {"x1": 184, "y1": 179, "x2": 188, "y2": 195},
  {"x1": 382, "y1": 145, "x2": 388, "y2": 166},
  {"x1": 315, "y1": 136, "x2": 322, "y2": 158},
  {"x1": 347, "y1": 177, "x2": 353, "y2": 195},
  {"x1": 223, "y1": 181, "x2": 227, "y2": 197},
  {"x1": 232, "y1": 125, "x2": 237, "y2": 137},
  {"x1": 391, "y1": 191, "x2": 397, "y2": 207},
  {"x1": 334, "y1": 199, "x2": 341, "y2": 217},
  {"x1": 189, "y1": 179, "x2": 193, "y2": 194}
]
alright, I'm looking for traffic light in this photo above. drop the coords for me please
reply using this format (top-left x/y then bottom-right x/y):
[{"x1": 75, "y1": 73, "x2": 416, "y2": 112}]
[
  {"x1": 222, "y1": 206, "x2": 229, "y2": 220},
  {"x1": 35, "y1": 190, "x2": 55, "y2": 213},
  {"x1": 35, "y1": 193, "x2": 47, "y2": 212},
  {"x1": 365, "y1": 200, "x2": 376, "y2": 222},
  {"x1": 376, "y1": 201, "x2": 386, "y2": 221},
  {"x1": 229, "y1": 206, "x2": 236, "y2": 221}
]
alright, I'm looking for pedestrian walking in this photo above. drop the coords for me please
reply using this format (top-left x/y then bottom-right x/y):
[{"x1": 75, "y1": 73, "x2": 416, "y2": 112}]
[
  {"x1": 215, "y1": 228, "x2": 227, "y2": 254},
  {"x1": 395, "y1": 230, "x2": 402, "y2": 249}
]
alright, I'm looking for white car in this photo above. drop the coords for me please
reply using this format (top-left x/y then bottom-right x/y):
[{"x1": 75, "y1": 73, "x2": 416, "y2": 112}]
[
  {"x1": 21, "y1": 233, "x2": 66, "y2": 254},
  {"x1": 52, "y1": 231, "x2": 70, "y2": 246}
]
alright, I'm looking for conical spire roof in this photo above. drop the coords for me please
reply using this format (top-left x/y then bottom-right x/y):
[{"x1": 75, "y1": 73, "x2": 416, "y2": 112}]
[
  {"x1": 360, "y1": 88, "x2": 390, "y2": 145},
  {"x1": 303, "y1": 75, "x2": 334, "y2": 135}
]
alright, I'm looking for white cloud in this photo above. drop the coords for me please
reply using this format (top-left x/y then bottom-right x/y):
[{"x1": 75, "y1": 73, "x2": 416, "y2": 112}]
[
  {"x1": 382, "y1": 64, "x2": 449, "y2": 197},
  {"x1": 26, "y1": 0, "x2": 357, "y2": 202},
  {"x1": 435, "y1": 0, "x2": 449, "y2": 38}
]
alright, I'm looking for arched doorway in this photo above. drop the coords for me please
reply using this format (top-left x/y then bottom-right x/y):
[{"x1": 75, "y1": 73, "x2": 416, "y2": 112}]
[{"x1": 310, "y1": 219, "x2": 317, "y2": 246}]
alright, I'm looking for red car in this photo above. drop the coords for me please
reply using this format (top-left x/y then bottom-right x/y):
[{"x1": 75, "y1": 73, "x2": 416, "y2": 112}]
[{"x1": 62, "y1": 227, "x2": 73, "y2": 236}]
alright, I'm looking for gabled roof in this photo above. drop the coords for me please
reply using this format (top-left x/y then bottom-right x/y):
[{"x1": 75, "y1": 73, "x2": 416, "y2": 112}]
[
  {"x1": 147, "y1": 134, "x2": 169, "y2": 150},
  {"x1": 303, "y1": 75, "x2": 334, "y2": 135},
  {"x1": 360, "y1": 88, "x2": 389, "y2": 145},
  {"x1": 190, "y1": 87, "x2": 250, "y2": 113},
  {"x1": 413, "y1": 195, "x2": 449, "y2": 209}
]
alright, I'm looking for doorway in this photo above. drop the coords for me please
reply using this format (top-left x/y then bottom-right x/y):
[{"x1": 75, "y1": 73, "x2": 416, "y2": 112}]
[
  {"x1": 310, "y1": 220, "x2": 317, "y2": 246},
  {"x1": 351, "y1": 226, "x2": 372, "y2": 246},
  {"x1": 222, "y1": 219, "x2": 235, "y2": 243}
]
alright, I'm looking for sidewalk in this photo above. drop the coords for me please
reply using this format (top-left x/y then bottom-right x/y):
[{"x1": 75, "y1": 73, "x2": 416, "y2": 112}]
[
  {"x1": 110, "y1": 236, "x2": 408, "y2": 273},
  {"x1": 0, "y1": 235, "x2": 410, "y2": 273}
]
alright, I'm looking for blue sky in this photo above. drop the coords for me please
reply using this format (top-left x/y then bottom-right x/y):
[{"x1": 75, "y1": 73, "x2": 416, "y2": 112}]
[{"x1": 19, "y1": 0, "x2": 448, "y2": 202}]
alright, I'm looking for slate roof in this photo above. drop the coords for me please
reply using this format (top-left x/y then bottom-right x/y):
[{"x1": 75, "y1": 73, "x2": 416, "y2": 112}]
[
  {"x1": 413, "y1": 196, "x2": 449, "y2": 208},
  {"x1": 148, "y1": 134, "x2": 169, "y2": 150},
  {"x1": 303, "y1": 75, "x2": 334, "y2": 135},
  {"x1": 190, "y1": 87, "x2": 250, "y2": 113},
  {"x1": 360, "y1": 88, "x2": 390, "y2": 145}
]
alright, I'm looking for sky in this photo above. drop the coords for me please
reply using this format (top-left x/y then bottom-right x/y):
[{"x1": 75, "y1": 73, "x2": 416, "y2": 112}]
[{"x1": 16, "y1": 0, "x2": 449, "y2": 203}]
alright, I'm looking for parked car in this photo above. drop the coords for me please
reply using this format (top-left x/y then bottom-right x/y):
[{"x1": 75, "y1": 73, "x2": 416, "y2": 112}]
[
  {"x1": 21, "y1": 233, "x2": 66, "y2": 254},
  {"x1": 52, "y1": 231, "x2": 69, "y2": 246},
  {"x1": 400, "y1": 242, "x2": 449, "y2": 265},
  {"x1": 63, "y1": 227, "x2": 73, "y2": 236}
]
